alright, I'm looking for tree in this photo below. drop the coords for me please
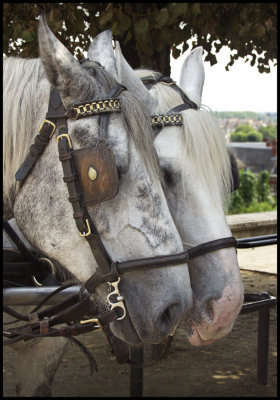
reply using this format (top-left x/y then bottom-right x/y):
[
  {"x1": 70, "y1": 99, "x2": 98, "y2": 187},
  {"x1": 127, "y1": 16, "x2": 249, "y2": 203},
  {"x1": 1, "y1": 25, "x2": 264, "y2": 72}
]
[
  {"x1": 235, "y1": 124, "x2": 257, "y2": 134},
  {"x1": 3, "y1": 3, "x2": 277, "y2": 76},
  {"x1": 258, "y1": 125, "x2": 277, "y2": 139},
  {"x1": 256, "y1": 170, "x2": 271, "y2": 203},
  {"x1": 238, "y1": 169, "x2": 257, "y2": 207},
  {"x1": 230, "y1": 125, "x2": 263, "y2": 142}
]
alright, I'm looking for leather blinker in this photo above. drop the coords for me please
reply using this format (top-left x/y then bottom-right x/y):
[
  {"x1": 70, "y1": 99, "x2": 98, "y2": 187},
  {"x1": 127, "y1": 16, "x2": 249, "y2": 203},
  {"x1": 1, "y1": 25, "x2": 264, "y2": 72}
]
[{"x1": 72, "y1": 143, "x2": 119, "y2": 206}]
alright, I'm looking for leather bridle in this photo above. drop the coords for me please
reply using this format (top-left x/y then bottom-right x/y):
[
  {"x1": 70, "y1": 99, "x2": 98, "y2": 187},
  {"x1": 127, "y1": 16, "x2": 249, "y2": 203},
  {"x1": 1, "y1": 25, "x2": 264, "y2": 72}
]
[
  {"x1": 3, "y1": 68, "x2": 238, "y2": 349},
  {"x1": 140, "y1": 73, "x2": 240, "y2": 192}
]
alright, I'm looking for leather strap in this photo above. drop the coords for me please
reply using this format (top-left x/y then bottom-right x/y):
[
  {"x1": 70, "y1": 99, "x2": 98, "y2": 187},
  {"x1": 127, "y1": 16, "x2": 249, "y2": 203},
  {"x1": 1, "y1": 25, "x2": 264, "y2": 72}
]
[
  {"x1": 15, "y1": 88, "x2": 65, "y2": 183},
  {"x1": 45, "y1": 87, "x2": 66, "y2": 120},
  {"x1": 187, "y1": 237, "x2": 237, "y2": 259},
  {"x1": 99, "y1": 84, "x2": 126, "y2": 140},
  {"x1": 114, "y1": 237, "x2": 238, "y2": 275},
  {"x1": 57, "y1": 135, "x2": 112, "y2": 276},
  {"x1": 141, "y1": 74, "x2": 198, "y2": 110},
  {"x1": 15, "y1": 120, "x2": 56, "y2": 182},
  {"x1": 168, "y1": 103, "x2": 193, "y2": 114}
]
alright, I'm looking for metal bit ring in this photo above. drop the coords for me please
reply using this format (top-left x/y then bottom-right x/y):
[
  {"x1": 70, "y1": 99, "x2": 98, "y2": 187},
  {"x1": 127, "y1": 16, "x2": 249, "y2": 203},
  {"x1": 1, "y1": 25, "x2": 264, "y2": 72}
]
[{"x1": 107, "y1": 277, "x2": 126, "y2": 320}]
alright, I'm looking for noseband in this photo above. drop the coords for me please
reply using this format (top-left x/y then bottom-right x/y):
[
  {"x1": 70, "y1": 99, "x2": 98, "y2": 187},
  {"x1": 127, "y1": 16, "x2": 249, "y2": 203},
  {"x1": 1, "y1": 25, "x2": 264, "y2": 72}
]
[{"x1": 4, "y1": 67, "x2": 238, "y2": 346}]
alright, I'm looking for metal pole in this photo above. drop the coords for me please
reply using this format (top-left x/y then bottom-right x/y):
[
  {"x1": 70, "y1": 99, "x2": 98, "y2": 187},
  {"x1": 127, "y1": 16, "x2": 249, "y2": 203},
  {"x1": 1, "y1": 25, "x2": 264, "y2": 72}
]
[
  {"x1": 130, "y1": 345, "x2": 144, "y2": 397},
  {"x1": 3, "y1": 286, "x2": 82, "y2": 305},
  {"x1": 257, "y1": 307, "x2": 270, "y2": 385}
]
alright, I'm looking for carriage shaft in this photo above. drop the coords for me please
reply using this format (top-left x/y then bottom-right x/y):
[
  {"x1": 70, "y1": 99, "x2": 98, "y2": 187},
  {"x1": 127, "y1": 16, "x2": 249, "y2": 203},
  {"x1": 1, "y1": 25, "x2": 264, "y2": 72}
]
[{"x1": 3, "y1": 286, "x2": 82, "y2": 306}]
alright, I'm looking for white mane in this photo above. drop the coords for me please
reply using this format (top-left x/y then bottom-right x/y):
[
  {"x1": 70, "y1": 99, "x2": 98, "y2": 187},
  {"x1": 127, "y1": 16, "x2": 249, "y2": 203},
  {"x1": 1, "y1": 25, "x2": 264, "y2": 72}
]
[
  {"x1": 137, "y1": 69, "x2": 232, "y2": 210},
  {"x1": 3, "y1": 57, "x2": 50, "y2": 220},
  {"x1": 3, "y1": 61, "x2": 162, "y2": 221}
]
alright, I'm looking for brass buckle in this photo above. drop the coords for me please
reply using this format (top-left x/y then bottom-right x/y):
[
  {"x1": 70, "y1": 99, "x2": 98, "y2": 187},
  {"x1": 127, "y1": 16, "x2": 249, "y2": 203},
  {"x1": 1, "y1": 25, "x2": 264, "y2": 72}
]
[
  {"x1": 57, "y1": 133, "x2": 73, "y2": 149},
  {"x1": 80, "y1": 318, "x2": 102, "y2": 331},
  {"x1": 79, "y1": 219, "x2": 91, "y2": 237},
  {"x1": 39, "y1": 119, "x2": 56, "y2": 138}
]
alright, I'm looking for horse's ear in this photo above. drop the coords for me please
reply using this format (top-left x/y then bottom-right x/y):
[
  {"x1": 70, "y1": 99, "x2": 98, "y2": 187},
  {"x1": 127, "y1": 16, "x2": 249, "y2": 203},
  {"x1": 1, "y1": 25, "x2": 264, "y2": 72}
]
[
  {"x1": 179, "y1": 47, "x2": 205, "y2": 108},
  {"x1": 114, "y1": 41, "x2": 158, "y2": 111},
  {"x1": 88, "y1": 30, "x2": 118, "y2": 79},
  {"x1": 38, "y1": 13, "x2": 93, "y2": 104}
]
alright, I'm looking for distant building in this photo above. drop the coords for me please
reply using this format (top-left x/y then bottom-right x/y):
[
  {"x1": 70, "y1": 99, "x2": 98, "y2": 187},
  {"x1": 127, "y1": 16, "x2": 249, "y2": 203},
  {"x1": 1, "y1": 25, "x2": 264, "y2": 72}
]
[
  {"x1": 228, "y1": 142, "x2": 275, "y2": 173},
  {"x1": 218, "y1": 118, "x2": 268, "y2": 139}
]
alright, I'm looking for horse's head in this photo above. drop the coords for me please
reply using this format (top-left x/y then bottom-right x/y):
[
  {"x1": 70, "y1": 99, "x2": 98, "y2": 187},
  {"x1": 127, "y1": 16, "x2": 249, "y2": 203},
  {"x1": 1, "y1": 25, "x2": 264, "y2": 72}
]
[
  {"x1": 112, "y1": 39, "x2": 244, "y2": 345},
  {"x1": 5, "y1": 16, "x2": 194, "y2": 345}
]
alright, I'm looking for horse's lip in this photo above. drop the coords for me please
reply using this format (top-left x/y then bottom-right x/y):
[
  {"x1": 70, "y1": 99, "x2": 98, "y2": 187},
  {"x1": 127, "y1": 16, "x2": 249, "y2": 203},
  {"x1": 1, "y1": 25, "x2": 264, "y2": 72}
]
[{"x1": 189, "y1": 323, "x2": 217, "y2": 346}]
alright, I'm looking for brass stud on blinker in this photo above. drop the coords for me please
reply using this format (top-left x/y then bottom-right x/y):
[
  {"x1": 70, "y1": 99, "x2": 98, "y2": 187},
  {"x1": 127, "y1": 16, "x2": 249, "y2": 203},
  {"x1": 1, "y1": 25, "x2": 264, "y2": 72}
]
[{"x1": 88, "y1": 166, "x2": 97, "y2": 181}]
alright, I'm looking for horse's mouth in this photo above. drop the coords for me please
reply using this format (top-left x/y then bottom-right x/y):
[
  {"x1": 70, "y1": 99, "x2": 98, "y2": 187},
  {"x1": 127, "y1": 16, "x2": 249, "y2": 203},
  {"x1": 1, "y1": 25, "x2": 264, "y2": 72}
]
[
  {"x1": 110, "y1": 314, "x2": 142, "y2": 345},
  {"x1": 187, "y1": 323, "x2": 217, "y2": 346}
]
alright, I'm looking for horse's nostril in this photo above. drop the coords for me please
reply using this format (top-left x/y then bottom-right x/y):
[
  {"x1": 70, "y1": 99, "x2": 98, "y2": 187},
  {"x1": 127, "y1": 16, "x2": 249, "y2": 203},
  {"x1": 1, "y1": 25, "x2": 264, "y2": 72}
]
[
  {"x1": 204, "y1": 297, "x2": 216, "y2": 321},
  {"x1": 160, "y1": 303, "x2": 179, "y2": 329},
  {"x1": 161, "y1": 306, "x2": 171, "y2": 325}
]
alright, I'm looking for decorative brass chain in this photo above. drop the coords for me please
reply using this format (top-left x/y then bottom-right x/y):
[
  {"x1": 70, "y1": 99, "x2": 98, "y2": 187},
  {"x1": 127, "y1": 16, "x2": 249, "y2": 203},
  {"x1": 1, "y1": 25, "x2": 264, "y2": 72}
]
[
  {"x1": 69, "y1": 99, "x2": 121, "y2": 120},
  {"x1": 150, "y1": 114, "x2": 183, "y2": 127}
]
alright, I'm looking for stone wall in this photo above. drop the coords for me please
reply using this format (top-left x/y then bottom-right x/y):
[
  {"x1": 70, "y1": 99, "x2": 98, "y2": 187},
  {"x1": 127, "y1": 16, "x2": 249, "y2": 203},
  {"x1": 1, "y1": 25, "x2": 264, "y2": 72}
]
[{"x1": 226, "y1": 211, "x2": 277, "y2": 238}]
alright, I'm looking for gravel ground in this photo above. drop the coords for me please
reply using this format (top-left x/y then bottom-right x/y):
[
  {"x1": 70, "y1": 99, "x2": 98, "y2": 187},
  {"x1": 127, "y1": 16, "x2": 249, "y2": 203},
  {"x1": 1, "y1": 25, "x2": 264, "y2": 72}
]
[{"x1": 3, "y1": 269, "x2": 277, "y2": 397}]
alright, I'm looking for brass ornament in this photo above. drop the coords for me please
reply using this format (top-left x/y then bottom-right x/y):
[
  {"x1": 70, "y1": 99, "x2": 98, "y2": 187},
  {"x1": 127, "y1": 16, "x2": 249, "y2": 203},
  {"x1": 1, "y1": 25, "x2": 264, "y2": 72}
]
[{"x1": 88, "y1": 167, "x2": 97, "y2": 181}]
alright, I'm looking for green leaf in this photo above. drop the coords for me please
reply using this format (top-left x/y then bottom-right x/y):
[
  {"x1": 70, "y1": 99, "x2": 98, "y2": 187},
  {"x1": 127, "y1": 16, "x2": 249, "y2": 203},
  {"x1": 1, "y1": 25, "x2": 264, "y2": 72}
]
[
  {"x1": 205, "y1": 52, "x2": 217, "y2": 66},
  {"x1": 265, "y1": 18, "x2": 273, "y2": 31},
  {"x1": 112, "y1": 22, "x2": 123, "y2": 36},
  {"x1": 160, "y1": 27, "x2": 172, "y2": 43},
  {"x1": 119, "y1": 14, "x2": 131, "y2": 32},
  {"x1": 239, "y1": 22, "x2": 252, "y2": 37},
  {"x1": 155, "y1": 8, "x2": 169, "y2": 28},
  {"x1": 182, "y1": 41, "x2": 189, "y2": 53},
  {"x1": 169, "y1": 3, "x2": 189, "y2": 18},
  {"x1": 134, "y1": 18, "x2": 149, "y2": 38},
  {"x1": 172, "y1": 47, "x2": 181, "y2": 59},
  {"x1": 252, "y1": 23, "x2": 266, "y2": 40},
  {"x1": 21, "y1": 29, "x2": 35, "y2": 43},
  {"x1": 214, "y1": 42, "x2": 223, "y2": 52},
  {"x1": 99, "y1": 9, "x2": 114, "y2": 27},
  {"x1": 192, "y1": 3, "x2": 201, "y2": 17},
  {"x1": 123, "y1": 31, "x2": 132, "y2": 46}
]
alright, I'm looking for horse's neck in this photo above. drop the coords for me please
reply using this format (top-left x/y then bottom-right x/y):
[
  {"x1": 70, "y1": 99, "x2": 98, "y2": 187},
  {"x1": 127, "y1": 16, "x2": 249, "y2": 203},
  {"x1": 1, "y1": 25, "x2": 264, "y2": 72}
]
[
  {"x1": 3, "y1": 218, "x2": 36, "y2": 251},
  {"x1": 3, "y1": 57, "x2": 50, "y2": 220}
]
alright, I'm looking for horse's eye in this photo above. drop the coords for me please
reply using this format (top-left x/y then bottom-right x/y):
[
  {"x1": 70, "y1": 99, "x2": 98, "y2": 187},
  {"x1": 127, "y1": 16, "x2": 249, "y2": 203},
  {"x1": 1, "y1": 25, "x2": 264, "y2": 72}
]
[
  {"x1": 162, "y1": 168, "x2": 174, "y2": 186},
  {"x1": 117, "y1": 167, "x2": 122, "y2": 181}
]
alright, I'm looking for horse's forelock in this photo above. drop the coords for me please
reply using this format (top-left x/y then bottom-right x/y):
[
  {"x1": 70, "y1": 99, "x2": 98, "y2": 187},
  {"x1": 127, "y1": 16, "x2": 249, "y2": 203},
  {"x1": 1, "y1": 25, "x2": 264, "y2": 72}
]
[
  {"x1": 180, "y1": 109, "x2": 232, "y2": 210},
  {"x1": 135, "y1": 69, "x2": 232, "y2": 209},
  {"x1": 3, "y1": 57, "x2": 49, "y2": 219},
  {"x1": 3, "y1": 59, "x2": 163, "y2": 219}
]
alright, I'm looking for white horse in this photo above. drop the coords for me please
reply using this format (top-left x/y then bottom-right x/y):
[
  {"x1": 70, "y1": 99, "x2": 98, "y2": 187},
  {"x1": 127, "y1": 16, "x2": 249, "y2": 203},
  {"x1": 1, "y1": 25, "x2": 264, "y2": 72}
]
[
  {"x1": 3, "y1": 16, "x2": 192, "y2": 396},
  {"x1": 118, "y1": 44, "x2": 244, "y2": 346},
  {"x1": 88, "y1": 30, "x2": 244, "y2": 346}
]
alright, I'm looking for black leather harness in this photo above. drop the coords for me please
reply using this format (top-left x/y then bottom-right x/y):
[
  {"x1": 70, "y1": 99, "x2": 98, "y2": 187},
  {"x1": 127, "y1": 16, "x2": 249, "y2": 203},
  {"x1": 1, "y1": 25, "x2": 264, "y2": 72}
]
[{"x1": 3, "y1": 71, "x2": 240, "y2": 367}]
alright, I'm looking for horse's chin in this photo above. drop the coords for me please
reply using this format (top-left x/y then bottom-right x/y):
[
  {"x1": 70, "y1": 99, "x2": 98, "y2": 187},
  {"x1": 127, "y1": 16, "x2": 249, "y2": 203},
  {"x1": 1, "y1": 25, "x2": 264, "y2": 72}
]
[
  {"x1": 110, "y1": 316, "x2": 142, "y2": 345},
  {"x1": 186, "y1": 323, "x2": 217, "y2": 346}
]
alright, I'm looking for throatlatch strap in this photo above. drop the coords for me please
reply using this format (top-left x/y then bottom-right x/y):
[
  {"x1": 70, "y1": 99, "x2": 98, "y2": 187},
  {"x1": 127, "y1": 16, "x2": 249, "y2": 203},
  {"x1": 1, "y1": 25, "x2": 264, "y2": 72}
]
[
  {"x1": 15, "y1": 120, "x2": 56, "y2": 182},
  {"x1": 15, "y1": 88, "x2": 65, "y2": 183}
]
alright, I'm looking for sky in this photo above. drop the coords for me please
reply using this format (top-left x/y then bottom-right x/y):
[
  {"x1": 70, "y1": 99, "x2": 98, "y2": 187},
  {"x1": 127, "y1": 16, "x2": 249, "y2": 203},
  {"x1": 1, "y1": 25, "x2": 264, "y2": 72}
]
[{"x1": 170, "y1": 45, "x2": 277, "y2": 113}]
